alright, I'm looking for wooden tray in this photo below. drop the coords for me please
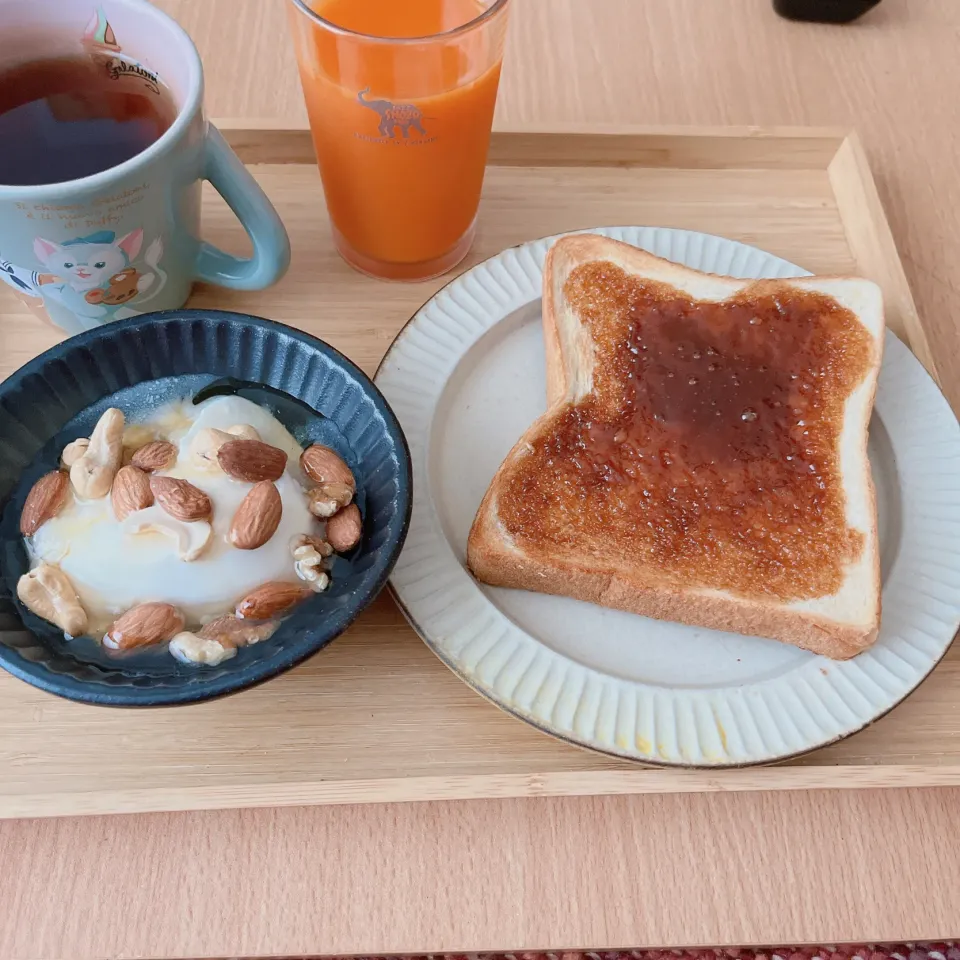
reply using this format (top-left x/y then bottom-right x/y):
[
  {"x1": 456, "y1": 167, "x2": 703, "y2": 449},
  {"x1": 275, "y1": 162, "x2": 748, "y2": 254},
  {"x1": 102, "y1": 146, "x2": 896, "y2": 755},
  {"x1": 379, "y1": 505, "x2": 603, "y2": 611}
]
[{"x1": 0, "y1": 123, "x2": 954, "y2": 820}]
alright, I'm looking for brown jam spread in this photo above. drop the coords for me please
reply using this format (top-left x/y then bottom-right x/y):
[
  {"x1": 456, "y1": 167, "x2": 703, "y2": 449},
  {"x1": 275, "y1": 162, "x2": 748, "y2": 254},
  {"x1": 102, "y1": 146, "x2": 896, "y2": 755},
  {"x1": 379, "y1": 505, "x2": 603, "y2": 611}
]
[{"x1": 499, "y1": 262, "x2": 874, "y2": 602}]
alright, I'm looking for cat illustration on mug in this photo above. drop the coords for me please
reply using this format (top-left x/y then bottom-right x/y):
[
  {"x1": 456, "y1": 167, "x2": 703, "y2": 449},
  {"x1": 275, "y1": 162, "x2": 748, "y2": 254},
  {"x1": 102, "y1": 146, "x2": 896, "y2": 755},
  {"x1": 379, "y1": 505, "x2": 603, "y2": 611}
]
[{"x1": 0, "y1": 227, "x2": 167, "y2": 328}]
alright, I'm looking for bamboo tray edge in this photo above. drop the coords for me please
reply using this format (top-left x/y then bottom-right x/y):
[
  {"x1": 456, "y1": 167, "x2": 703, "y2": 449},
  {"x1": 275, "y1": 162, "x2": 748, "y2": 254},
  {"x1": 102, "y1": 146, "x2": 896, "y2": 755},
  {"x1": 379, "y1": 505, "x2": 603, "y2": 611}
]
[
  {"x1": 0, "y1": 122, "x2": 952, "y2": 819},
  {"x1": 9, "y1": 764, "x2": 960, "y2": 820}
]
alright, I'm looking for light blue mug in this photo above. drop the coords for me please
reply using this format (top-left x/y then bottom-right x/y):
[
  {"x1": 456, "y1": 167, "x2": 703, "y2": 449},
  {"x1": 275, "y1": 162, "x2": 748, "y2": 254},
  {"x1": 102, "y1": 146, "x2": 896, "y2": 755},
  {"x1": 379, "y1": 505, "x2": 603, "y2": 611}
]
[{"x1": 0, "y1": 0, "x2": 290, "y2": 335}]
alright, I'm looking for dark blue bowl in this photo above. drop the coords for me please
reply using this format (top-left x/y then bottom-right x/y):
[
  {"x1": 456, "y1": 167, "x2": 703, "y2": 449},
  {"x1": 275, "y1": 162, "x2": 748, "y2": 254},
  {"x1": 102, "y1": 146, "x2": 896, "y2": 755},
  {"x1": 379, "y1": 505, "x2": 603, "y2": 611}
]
[{"x1": 0, "y1": 310, "x2": 411, "y2": 706}]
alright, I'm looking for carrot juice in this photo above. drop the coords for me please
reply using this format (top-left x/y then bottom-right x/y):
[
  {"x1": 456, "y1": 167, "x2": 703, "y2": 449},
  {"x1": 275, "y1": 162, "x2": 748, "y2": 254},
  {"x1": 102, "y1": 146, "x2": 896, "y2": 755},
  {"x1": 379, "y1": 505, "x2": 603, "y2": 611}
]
[{"x1": 287, "y1": 0, "x2": 510, "y2": 280}]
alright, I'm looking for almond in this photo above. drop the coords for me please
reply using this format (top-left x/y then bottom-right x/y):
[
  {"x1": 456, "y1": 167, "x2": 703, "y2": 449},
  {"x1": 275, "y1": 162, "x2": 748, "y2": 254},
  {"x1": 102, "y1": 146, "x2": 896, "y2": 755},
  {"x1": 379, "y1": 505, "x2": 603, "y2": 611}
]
[
  {"x1": 300, "y1": 444, "x2": 356, "y2": 491},
  {"x1": 327, "y1": 503, "x2": 362, "y2": 552},
  {"x1": 236, "y1": 581, "x2": 311, "y2": 620},
  {"x1": 103, "y1": 602, "x2": 185, "y2": 650},
  {"x1": 199, "y1": 615, "x2": 278, "y2": 646},
  {"x1": 20, "y1": 471, "x2": 70, "y2": 536},
  {"x1": 229, "y1": 481, "x2": 282, "y2": 549},
  {"x1": 131, "y1": 440, "x2": 177, "y2": 473},
  {"x1": 150, "y1": 475, "x2": 212, "y2": 522},
  {"x1": 111, "y1": 465, "x2": 154, "y2": 520},
  {"x1": 217, "y1": 439, "x2": 287, "y2": 482}
]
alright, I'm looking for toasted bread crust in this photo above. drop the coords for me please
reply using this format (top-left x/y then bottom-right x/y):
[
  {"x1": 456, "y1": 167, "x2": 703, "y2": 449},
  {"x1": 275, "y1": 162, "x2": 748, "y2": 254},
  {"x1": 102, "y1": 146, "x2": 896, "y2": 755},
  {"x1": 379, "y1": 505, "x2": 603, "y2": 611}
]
[
  {"x1": 468, "y1": 527, "x2": 874, "y2": 659},
  {"x1": 468, "y1": 235, "x2": 884, "y2": 660},
  {"x1": 541, "y1": 241, "x2": 567, "y2": 407}
]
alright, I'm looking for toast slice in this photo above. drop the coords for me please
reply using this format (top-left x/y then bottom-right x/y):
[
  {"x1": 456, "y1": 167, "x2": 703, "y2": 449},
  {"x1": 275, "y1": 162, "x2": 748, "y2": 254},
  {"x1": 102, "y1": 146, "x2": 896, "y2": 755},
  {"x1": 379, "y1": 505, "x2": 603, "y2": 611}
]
[{"x1": 467, "y1": 235, "x2": 885, "y2": 659}]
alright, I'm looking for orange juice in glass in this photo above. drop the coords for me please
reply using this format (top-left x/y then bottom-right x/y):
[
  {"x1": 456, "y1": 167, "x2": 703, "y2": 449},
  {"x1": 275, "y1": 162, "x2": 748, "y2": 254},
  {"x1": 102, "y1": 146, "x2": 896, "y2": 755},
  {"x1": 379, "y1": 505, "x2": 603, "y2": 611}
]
[{"x1": 287, "y1": 0, "x2": 510, "y2": 281}]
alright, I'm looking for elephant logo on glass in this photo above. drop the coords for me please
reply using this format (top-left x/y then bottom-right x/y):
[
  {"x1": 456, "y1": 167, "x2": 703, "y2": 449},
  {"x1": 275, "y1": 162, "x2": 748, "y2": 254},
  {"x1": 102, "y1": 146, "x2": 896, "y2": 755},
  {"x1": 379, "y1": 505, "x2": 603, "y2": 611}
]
[{"x1": 357, "y1": 88, "x2": 428, "y2": 138}]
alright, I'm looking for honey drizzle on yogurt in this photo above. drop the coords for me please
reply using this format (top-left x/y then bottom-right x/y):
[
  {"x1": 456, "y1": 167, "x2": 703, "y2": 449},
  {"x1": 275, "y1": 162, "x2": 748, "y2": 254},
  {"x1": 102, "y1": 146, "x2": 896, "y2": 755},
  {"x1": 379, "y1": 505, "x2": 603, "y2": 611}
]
[{"x1": 29, "y1": 396, "x2": 316, "y2": 633}]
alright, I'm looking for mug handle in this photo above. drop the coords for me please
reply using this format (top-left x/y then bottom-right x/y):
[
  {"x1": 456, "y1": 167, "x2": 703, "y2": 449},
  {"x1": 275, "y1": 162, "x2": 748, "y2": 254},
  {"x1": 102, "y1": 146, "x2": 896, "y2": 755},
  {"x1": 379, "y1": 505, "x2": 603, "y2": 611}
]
[{"x1": 193, "y1": 124, "x2": 291, "y2": 290}]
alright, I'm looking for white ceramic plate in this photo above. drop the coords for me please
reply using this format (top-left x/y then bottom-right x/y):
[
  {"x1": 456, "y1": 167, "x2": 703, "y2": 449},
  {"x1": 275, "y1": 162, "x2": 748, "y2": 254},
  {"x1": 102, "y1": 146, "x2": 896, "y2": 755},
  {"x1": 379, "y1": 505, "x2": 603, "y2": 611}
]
[{"x1": 375, "y1": 227, "x2": 960, "y2": 767}]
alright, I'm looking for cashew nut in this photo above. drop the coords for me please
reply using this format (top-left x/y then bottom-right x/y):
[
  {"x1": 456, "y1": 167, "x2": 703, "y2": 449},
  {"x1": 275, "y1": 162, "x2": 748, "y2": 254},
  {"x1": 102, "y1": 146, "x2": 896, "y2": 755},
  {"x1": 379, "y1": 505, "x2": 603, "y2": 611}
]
[
  {"x1": 226, "y1": 423, "x2": 261, "y2": 441},
  {"x1": 17, "y1": 563, "x2": 88, "y2": 637},
  {"x1": 169, "y1": 631, "x2": 237, "y2": 666},
  {"x1": 188, "y1": 427, "x2": 233, "y2": 471},
  {"x1": 123, "y1": 505, "x2": 212, "y2": 561},
  {"x1": 61, "y1": 438, "x2": 90, "y2": 468},
  {"x1": 70, "y1": 408, "x2": 124, "y2": 499}
]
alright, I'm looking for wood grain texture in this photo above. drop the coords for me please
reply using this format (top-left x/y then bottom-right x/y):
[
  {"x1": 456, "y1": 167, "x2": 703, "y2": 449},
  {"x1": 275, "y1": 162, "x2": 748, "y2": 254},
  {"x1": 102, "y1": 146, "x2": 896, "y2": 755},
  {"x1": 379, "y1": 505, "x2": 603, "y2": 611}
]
[
  {"x1": 158, "y1": 0, "x2": 960, "y2": 409},
  {"x1": 0, "y1": 129, "x2": 952, "y2": 822},
  {"x1": 828, "y1": 133, "x2": 939, "y2": 379},
  {"x1": 3, "y1": 0, "x2": 960, "y2": 953},
  {"x1": 2, "y1": 790, "x2": 960, "y2": 959}
]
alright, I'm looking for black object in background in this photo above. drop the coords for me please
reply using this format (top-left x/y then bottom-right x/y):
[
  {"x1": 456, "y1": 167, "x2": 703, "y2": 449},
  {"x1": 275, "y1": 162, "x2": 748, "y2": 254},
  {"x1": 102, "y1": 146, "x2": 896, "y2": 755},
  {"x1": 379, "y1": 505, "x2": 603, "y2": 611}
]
[{"x1": 773, "y1": 0, "x2": 881, "y2": 23}]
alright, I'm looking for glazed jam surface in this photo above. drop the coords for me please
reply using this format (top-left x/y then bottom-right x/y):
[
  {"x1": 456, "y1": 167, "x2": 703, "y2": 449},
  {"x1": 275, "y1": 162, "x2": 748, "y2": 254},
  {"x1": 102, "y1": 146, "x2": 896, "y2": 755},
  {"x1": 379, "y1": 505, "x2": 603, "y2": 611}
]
[{"x1": 499, "y1": 262, "x2": 875, "y2": 601}]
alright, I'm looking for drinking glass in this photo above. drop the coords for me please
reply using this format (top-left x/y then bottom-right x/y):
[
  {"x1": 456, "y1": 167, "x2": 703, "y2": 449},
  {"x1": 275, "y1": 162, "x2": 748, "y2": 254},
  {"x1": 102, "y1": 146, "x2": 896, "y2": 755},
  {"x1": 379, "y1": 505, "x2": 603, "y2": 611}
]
[{"x1": 287, "y1": 0, "x2": 510, "y2": 281}]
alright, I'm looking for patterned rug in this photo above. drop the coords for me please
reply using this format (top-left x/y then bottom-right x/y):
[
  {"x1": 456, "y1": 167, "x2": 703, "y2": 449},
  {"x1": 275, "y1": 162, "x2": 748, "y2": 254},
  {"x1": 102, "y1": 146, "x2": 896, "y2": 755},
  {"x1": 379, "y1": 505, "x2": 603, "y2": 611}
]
[
  {"x1": 569, "y1": 949, "x2": 960, "y2": 960},
  {"x1": 352, "y1": 949, "x2": 960, "y2": 960}
]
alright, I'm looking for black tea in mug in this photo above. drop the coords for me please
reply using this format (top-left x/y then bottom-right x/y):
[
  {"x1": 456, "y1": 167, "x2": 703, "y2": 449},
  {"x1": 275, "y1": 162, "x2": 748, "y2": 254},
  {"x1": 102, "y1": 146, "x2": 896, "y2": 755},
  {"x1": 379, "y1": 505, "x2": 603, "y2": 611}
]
[{"x1": 0, "y1": 55, "x2": 177, "y2": 186}]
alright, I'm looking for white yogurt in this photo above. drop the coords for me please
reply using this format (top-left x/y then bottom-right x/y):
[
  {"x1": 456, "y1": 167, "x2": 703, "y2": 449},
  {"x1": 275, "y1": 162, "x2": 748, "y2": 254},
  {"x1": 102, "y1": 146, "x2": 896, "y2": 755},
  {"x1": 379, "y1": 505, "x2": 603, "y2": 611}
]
[{"x1": 31, "y1": 396, "x2": 314, "y2": 632}]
